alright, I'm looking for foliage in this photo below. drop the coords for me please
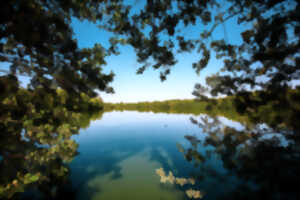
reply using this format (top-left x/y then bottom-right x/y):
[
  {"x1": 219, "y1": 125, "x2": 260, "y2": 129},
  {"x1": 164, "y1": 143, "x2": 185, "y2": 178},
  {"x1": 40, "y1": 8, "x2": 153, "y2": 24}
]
[
  {"x1": 104, "y1": 88, "x2": 300, "y2": 128},
  {"x1": 3, "y1": 0, "x2": 296, "y2": 95},
  {"x1": 1, "y1": 0, "x2": 114, "y2": 96},
  {"x1": 105, "y1": 98, "x2": 236, "y2": 117},
  {"x1": 1, "y1": 0, "x2": 299, "y2": 199},
  {"x1": 178, "y1": 115, "x2": 300, "y2": 200},
  {"x1": 1, "y1": 0, "x2": 299, "y2": 132},
  {"x1": 1, "y1": 1, "x2": 110, "y2": 198},
  {"x1": 0, "y1": 75, "x2": 103, "y2": 199}
]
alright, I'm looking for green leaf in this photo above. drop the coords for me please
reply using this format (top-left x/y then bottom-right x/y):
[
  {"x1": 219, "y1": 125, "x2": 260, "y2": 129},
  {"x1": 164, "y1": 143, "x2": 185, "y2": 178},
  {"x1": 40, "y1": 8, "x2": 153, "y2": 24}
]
[{"x1": 29, "y1": 175, "x2": 39, "y2": 182}]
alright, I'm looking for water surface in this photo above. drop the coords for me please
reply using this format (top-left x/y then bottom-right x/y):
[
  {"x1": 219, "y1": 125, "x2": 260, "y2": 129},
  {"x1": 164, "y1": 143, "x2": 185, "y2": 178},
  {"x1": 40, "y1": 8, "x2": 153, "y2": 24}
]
[{"x1": 69, "y1": 111, "x2": 238, "y2": 200}]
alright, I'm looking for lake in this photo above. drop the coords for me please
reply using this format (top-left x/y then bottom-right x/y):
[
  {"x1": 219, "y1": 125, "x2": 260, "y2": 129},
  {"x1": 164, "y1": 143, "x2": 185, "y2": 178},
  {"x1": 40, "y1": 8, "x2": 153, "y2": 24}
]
[
  {"x1": 3, "y1": 110, "x2": 298, "y2": 200},
  {"x1": 67, "y1": 111, "x2": 245, "y2": 200}
]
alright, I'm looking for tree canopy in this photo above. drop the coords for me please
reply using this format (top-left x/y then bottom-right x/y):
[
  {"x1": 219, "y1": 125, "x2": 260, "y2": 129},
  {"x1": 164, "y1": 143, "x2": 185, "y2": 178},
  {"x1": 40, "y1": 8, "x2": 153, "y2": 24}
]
[
  {"x1": 1, "y1": 0, "x2": 300, "y2": 199},
  {"x1": 1, "y1": 0, "x2": 299, "y2": 95},
  {"x1": 2, "y1": 0, "x2": 299, "y2": 128}
]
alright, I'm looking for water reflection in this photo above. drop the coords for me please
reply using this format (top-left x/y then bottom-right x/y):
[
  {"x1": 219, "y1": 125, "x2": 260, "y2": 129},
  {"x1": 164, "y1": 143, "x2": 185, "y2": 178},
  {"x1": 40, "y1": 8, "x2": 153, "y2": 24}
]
[
  {"x1": 155, "y1": 168, "x2": 202, "y2": 199},
  {"x1": 78, "y1": 149, "x2": 185, "y2": 200},
  {"x1": 2, "y1": 110, "x2": 299, "y2": 200},
  {"x1": 0, "y1": 106, "x2": 103, "y2": 199},
  {"x1": 179, "y1": 115, "x2": 300, "y2": 200},
  {"x1": 69, "y1": 112, "x2": 202, "y2": 200}
]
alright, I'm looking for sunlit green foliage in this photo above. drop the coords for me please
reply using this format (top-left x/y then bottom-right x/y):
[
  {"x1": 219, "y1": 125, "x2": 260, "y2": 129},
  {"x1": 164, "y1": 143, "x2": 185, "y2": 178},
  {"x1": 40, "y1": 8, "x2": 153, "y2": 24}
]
[
  {"x1": 1, "y1": 2, "x2": 110, "y2": 196},
  {"x1": 0, "y1": 75, "x2": 104, "y2": 199},
  {"x1": 1, "y1": 0, "x2": 299, "y2": 199},
  {"x1": 105, "y1": 88, "x2": 300, "y2": 128}
]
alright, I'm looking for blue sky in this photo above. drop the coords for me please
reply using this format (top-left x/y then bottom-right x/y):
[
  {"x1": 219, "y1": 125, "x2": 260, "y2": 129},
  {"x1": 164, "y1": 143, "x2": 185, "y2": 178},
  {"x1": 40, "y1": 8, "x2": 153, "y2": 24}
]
[
  {"x1": 3, "y1": 14, "x2": 240, "y2": 103},
  {"x1": 1, "y1": 1, "x2": 246, "y2": 103},
  {"x1": 71, "y1": 9, "x2": 244, "y2": 103},
  {"x1": 2, "y1": 1, "x2": 298, "y2": 103}
]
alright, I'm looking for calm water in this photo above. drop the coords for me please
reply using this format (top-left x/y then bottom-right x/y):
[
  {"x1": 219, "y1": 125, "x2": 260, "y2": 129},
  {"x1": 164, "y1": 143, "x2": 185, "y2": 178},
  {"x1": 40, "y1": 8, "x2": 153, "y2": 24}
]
[{"x1": 68, "y1": 111, "x2": 242, "y2": 200}]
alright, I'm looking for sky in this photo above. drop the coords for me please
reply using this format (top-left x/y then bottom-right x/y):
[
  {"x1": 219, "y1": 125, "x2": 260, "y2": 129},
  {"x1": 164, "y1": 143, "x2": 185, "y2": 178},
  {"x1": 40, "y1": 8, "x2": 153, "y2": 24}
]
[
  {"x1": 0, "y1": 1, "x2": 246, "y2": 103},
  {"x1": 1, "y1": 1, "x2": 298, "y2": 103},
  {"x1": 71, "y1": 3, "x2": 245, "y2": 103}
]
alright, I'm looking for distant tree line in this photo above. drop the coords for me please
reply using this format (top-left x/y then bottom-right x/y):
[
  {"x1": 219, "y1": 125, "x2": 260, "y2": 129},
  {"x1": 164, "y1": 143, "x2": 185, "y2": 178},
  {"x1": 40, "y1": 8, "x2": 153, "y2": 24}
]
[{"x1": 105, "y1": 88, "x2": 300, "y2": 129}]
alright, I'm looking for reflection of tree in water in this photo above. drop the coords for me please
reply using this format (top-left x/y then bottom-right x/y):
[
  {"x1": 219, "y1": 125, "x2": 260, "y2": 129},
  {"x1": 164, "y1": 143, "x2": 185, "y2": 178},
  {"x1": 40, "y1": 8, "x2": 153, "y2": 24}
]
[
  {"x1": 155, "y1": 168, "x2": 203, "y2": 199},
  {"x1": 178, "y1": 115, "x2": 300, "y2": 200},
  {"x1": 0, "y1": 76, "x2": 103, "y2": 199}
]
